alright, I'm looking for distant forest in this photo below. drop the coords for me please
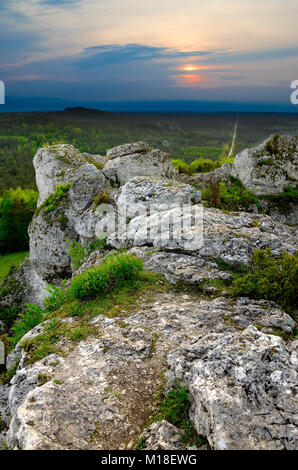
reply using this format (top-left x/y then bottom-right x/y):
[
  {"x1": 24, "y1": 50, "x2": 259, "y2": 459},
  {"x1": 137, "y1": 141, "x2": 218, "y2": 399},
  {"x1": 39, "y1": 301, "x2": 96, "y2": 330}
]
[{"x1": 0, "y1": 108, "x2": 298, "y2": 194}]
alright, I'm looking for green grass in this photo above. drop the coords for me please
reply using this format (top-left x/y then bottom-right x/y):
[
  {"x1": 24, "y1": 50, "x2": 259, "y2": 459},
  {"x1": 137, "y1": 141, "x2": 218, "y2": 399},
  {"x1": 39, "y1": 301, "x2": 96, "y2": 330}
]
[
  {"x1": 4, "y1": 250, "x2": 170, "y2": 364},
  {"x1": 19, "y1": 271, "x2": 169, "y2": 365},
  {"x1": 0, "y1": 251, "x2": 28, "y2": 280},
  {"x1": 69, "y1": 253, "x2": 144, "y2": 299},
  {"x1": 151, "y1": 381, "x2": 208, "y2": 448}
]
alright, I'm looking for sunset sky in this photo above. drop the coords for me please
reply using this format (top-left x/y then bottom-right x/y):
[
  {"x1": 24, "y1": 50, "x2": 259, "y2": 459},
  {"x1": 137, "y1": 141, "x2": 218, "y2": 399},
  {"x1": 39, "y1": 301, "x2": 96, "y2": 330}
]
[{"x1": 1, "y1": 0, "x2": 298, "y2": 111}]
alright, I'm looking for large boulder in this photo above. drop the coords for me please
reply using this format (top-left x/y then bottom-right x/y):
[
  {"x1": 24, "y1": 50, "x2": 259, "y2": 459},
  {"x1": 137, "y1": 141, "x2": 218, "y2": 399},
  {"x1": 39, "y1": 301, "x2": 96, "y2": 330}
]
[
  {"x1": 33, "y1": 144, "x2": 107, "y2": 206},
  {"x1": 233, "y1": 134, "x2": 298, "y2": 196},
  {"x1": 104, "y1": 142, "x2": 177, "y2": 186},
  {"x1": 30, "y1": 146, "x2": 111, "y2": 281},
  {"x1": 167, "y1": 326, "x2": 298, "y2": 450}
]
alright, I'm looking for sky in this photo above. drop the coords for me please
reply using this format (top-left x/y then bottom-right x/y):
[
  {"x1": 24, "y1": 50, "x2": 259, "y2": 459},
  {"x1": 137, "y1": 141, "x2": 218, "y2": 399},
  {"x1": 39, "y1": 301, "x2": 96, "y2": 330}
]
[{"x1": 1, "y1": 0, "x2": 298, "y2": 111}]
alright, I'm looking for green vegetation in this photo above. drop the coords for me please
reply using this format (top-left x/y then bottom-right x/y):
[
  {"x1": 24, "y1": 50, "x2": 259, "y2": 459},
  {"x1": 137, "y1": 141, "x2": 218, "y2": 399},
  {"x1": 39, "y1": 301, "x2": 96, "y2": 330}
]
[
  {"x1": 93, "y1": 189, "x2": 111, "y2": 206},
  {"x1": 1, "y1": 110, "x2": 297, "y2": 194},
  {"x1": 65, "y1": 239, "x2": 110, "y2": 270},
  {"x1": 232, "y1": 248, "x2": 298, "y2": 314},
  {"x1": 36, "y1": 183, "x2": 71, "y2": 217},
  {"x1": 10, "y1": 304, "x2": 43, "y2": 346},
  {"x1": 260, "y1": 186, "x2": 298, "y2": 215},
  {"x1": 0, "y1": 188, "x2": 38, "y2": 253},
  {"x1": 0, "y1": 251, "x2": 28, "y2": 280},
  {"x1": 22, "y1": 318, "x2": 99, "y2": 364},
  {"x1": 172, "y1": 153, "x2": 234, "y2": 176},
  {"x1": 1, "y1": 254, "x2": 169, "y2": 367},
  {"x1": 202, "y1": 176, "x2": 260, "y2": 211},
  {"x1": 153, "y1": 381, "x2": 207, "y2": 448},
  {"x1": 66, "y1": 240, "x2": 89, "y2": 270},
  {"x1": 69, "y1": 253, "x2": 144, "y2": 299},
  {"x1": 0, "y1": 360, "x2": 19, "y2": 385}
]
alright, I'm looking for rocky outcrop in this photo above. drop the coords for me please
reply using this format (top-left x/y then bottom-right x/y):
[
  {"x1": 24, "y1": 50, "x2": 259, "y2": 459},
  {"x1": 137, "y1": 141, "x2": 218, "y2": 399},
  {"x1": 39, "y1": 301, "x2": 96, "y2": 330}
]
[
  {"x1": 104, "y1": 141, "x2": 177, "y2": 186},
  {"x1": 191, "y1": 135, "x2": 298, "y2": 225},
  {"x1": 1, "y1": 139, "x2": 297, "y2": 451},
  {"x1": 107, "y1": 207, "x2": 297, "y2": 268},
  {"x1": 233, "y1": 134, "x2": 298, "y2": 196},
  {"x1": 34, "y1": 144, "x2": 107, "y2": 207},
  {"x1": 166, "y1": 326, "x2": 298, "y2": 450},
  {"x1": 3, "y1": 293, "x2": 296, "y2": 450},
  {"x1": 193, "y1": 135, "x2": 298, "y2": 197}
]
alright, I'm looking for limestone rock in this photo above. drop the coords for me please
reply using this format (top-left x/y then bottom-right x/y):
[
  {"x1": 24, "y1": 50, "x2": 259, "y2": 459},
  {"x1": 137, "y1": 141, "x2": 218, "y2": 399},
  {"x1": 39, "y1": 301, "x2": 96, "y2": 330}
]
[
  {"x1": 104, "y1": 143, "x2": 177, "y2": 186},
  {"x1": 107, "y1": 141, "x2": 151, "y2": 160},
  {"x1": 128, "y1": 247, "x2": 232, "y2": 285},
  {"x1": 3, "y1": 293, "x2": 296, "y2": 450},
  {"x1": 33, "y1": 144, "x2": 106, "y2": 206},
  {"x1": 166, "y1": 326, "x2": 298, "y2": 450},
  {"x1": 108, "y1": 207, "x2": 297, "y2": 267},
  {"x1": 138, "y1": 421, "x2": 188, "y2": 450},
  {"x1": 233, "y1": 135, "x2": 298, "y2": 196},
  {"x1": 117, "y1": 176, "x2": 201, "y2": 219},
  {"x1": 30, "y1": 145, "x2": 110, "y2": 282}
]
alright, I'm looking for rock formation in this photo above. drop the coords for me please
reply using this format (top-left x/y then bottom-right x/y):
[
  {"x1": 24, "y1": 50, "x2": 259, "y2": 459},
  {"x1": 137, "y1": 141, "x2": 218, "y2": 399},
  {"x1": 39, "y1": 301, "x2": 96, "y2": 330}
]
[{"x1": 0, "y1": 138, "x2": 297, "y2": 450}]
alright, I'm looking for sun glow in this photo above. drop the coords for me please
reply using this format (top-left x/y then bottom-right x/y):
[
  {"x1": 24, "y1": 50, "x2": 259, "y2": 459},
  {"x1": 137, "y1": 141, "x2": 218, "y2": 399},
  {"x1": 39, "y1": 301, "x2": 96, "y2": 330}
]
[{"x1": 180, "y1": 65, "x2": 200, "y2": 72}]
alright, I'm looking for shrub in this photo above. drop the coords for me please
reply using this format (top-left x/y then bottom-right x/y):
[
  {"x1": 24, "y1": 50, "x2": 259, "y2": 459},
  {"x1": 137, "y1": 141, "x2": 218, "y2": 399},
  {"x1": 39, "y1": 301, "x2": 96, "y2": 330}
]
[
  {"x1": 202, "y1": 176, "x2": 260, "y2": 211},
  {"x1": 66, "y1": 240, "x2": 89, "y2": 270},
  {"x1": 265, "y1": 134, "x2": 279, "y2": 155},
  {"x1": 172, "y1": 159, "x2": 194, "y2": 176},
  {"x1": 36, "y1": 183, "x2": 71, "y2": 216},
  {"x1": 43, "y1": 282, "x2": 70, "y2": 313},
  {"x1": 189, "y1": 158, "x2": 220, "y2": 173},
  {"x1": 232, "y1": 248, "x2": 298, "y2": 312},
  {"x1": 10, "y1": 304, "x2": 43, "y2": 346},
  {"x1": 260, "y1": 186, "x2": 298, "y2": 215},
  {"x1": 69, "y1": 253, "x2": 144, "y2": 299}
]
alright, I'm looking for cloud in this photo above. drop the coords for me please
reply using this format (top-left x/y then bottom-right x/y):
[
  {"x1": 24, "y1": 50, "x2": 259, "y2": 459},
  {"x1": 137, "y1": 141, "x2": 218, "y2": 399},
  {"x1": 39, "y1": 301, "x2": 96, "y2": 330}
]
[
  {"x1": 38, "y1": 0, "x2": 81, "y2": 6},
  {"x1": 76, "y1": 44, "x2": 213, "y2": 69}
]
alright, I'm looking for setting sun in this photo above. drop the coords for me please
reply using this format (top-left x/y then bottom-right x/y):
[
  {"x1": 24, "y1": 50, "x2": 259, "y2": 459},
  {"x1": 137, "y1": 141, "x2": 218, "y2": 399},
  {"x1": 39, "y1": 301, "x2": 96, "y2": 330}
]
[{"x1": 180, "y1": 65, "x2": 200, "y2": 72}]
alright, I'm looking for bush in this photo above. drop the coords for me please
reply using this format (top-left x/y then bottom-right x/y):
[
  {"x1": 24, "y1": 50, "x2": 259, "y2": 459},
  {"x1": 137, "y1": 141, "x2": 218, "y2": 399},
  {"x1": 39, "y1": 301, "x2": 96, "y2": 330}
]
[
  {"x1": 172, "y1": 157, "x2": 222, "y2": 175},
  {"x1": 0, "y1": 188, "x2": 38, "y2": 253},
  {"x1": 69, "y1": 253, "x2": 144, "y2": 299},
  {"x1": 232, "y1": 248, "x2": 298, "y2": 312},
  {"x1": 42, "y1": 282, "x2": 70, "y2": 313},
  {"x1": 10, "y1": 304, "x2": 43, "y2": 346},
  {"x1": 202, "y1": 176, "x2": 260, "y2": 211}
]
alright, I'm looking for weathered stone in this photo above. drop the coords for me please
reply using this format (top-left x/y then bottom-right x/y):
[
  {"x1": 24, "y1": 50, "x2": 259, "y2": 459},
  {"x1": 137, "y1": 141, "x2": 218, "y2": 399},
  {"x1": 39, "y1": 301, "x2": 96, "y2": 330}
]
[
  {"x1": 233, "y1": 135, "x2": 298, "y2": 196},
  {"x1": 104, "y1": 145, "x2": 177, "y2": 186},
  {"x1": 117, "y1": 176, "x2": 201, "y2": 219},
  {"x1": 108, "y1": 207, "x2": 297, "y2": 267},
  {"x1": 107, "y1": 141, "x2": 152, "y2": 160},
  {"x1": 3, "y1": 293, "x2": 296, "y2": 450},
  {"x1": 138, "y1": 421, "x2": 188, "y2": 450},
  {"x1": 166, "y1": 326, "x2": 298, "y2": 450}
]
